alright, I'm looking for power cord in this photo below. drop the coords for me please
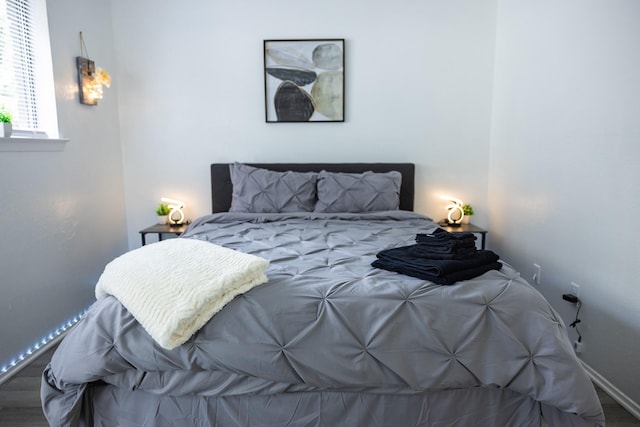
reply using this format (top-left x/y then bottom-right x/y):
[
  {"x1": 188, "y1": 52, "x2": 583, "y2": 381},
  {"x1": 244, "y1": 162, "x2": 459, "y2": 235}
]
[
  {"x1": 562, "y1": 293, "x2": 582, "y2": 344},
  {"x1": 569, "y1": 300, "x2": 582, "y2": 343}
]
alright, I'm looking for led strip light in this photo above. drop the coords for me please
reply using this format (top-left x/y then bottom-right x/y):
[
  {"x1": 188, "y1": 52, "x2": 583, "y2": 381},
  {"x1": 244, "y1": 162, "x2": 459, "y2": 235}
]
[{"x1": 0, "y1": 308, "x2": 88, "y2": 383}]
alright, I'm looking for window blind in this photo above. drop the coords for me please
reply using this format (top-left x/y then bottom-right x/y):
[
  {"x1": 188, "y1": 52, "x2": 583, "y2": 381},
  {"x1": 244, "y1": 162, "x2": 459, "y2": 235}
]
[{"x1": 0, "y1": 0, "x2": 53, "y2": 135}]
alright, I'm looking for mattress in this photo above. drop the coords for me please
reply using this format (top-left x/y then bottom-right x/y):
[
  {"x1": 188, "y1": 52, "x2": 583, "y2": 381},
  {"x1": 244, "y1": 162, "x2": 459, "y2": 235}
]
[{"x1": 41, "y1": 211, "x2": 605, "y2": 426}]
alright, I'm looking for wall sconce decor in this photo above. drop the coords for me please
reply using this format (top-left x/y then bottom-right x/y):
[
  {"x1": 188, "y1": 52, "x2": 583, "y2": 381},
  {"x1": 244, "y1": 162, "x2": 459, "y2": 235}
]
[
  {"x1": 160, "y1": 197, "x2": 186, "y2": 226},
  {"x1": 440, "y1": 195, "x2": 465, "y2": 226},
  {"x1": 77, "y1": 32, "x2": 111, "y2": 106}
]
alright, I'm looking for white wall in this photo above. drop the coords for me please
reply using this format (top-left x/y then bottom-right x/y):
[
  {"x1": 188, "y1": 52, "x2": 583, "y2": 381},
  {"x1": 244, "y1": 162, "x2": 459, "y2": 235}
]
[
  {"x1": 489, "y1": 0, "x2": 640, "y2": 406},
  {"x1": 0, "y1": 0, "x2": 128, "y2": 369},
  {"x1": 110, "y1": 0, "x2": 498, "y2": 248}
]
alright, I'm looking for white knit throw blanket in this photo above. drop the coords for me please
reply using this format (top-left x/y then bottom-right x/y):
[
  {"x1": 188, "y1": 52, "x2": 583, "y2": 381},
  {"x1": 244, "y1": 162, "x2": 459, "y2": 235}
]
[{"x1": 95, "y1": 238, "x2": 269, "y2": 349}]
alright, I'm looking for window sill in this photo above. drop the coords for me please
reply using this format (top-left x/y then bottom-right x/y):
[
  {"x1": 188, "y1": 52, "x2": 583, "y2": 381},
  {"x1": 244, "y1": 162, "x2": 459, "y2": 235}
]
[{"x1": 0, "y1": 137, "x2": 69, "y2": 152}]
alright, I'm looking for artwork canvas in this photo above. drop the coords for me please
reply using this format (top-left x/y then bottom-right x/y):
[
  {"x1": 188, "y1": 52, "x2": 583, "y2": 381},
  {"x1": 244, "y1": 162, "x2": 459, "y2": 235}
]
[{"x1": 264, "y1": 39, "x2": 345, "y2": 123}]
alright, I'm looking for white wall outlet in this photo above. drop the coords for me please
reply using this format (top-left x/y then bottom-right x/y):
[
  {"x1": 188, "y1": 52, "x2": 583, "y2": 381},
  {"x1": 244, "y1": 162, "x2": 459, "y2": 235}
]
[
  {"x1": 532, "y1": 263, "x2": 541, "y2": 285},
  {"x1": 570, "y1": 282, "x2": 580, "y2": 298}
]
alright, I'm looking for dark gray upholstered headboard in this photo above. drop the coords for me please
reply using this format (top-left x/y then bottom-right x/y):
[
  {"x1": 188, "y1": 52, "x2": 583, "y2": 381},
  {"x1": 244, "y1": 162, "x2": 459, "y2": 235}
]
[{"x1": 211, "y1": 163, "x2": 415, "y2": 213}]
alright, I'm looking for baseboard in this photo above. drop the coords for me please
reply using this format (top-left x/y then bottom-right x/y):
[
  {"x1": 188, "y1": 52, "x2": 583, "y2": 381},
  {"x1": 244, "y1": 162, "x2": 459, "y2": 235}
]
[
  {"x1": 0, "y1": 331, "x2": 67, "y2": 386},
  {"x1": 581, "y1": 360, "x2": 640, "y2": 420},
  {"x1": 0, "y1": 308, "x2": 88, "y2": 387}
]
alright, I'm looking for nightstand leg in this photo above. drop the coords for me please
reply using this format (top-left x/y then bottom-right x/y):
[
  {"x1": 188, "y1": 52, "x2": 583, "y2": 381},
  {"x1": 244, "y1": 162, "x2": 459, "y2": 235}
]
[{"x1": 141, "y1": 234, "x2": 146, "y2": 246}]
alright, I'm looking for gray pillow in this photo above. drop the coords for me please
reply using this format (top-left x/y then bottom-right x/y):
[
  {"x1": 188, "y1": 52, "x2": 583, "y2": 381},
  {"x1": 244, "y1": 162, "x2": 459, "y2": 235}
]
[
  {"x1": 314, "y1": 170, "x2": 402, "y2": 213},
  {"x1": 229, "y1": 163, "x2": 318, "y2": 213}
]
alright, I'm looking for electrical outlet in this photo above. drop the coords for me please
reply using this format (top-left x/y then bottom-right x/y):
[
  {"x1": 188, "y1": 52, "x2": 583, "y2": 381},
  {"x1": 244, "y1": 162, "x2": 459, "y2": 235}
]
[
  {"x1": 570, "y1": 282, "x2": 580, "y2": 298},
  {"x1": 532, "y1": 263, "x2": 541, "y2": 285}
]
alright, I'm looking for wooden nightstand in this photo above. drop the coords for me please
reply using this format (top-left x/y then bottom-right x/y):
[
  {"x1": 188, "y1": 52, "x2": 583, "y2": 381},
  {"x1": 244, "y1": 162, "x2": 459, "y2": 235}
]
[
  {"x1": 437, "y1": 221, "x2": 488, "y2": 250},
  {"x1": 139, "y1": 223, "x2": 188, "y2": 246}
]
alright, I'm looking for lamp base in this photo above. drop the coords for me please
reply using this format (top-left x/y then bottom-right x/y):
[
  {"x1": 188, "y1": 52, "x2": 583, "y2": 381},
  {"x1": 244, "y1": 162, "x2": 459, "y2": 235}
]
[{"x1": 442, "y1": 220, "x2": 462, "y2": 227}]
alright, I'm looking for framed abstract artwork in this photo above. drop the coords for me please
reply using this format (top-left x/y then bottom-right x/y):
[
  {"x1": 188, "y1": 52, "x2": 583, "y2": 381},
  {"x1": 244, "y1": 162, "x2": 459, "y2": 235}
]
[{"x1": 264, "y1": 39, "x2": 345, "y2": 123}]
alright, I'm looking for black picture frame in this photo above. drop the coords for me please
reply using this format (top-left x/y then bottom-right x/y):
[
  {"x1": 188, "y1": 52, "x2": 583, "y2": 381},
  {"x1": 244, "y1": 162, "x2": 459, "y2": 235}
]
[{"x1": 264, "y1": 39, "x2": 345, "y2": 123}]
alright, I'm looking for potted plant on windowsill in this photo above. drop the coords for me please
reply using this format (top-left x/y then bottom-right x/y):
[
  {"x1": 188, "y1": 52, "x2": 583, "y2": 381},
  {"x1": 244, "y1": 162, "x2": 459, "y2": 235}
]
[
  {"x1": 0, "y1": 106, "x2": 13, "y2": 138},
  {"x1": 156, "y1": 203, "x2": 170, "y2": 224},
  {"x1": 462, "y1": 204, "x2": 474, "y2": 224}
]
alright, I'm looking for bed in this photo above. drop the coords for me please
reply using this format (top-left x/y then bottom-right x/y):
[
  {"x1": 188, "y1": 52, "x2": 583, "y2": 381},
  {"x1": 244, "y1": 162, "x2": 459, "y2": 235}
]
[{"x1": 41, "y1": 162, "x2": 605, "y2": 426}]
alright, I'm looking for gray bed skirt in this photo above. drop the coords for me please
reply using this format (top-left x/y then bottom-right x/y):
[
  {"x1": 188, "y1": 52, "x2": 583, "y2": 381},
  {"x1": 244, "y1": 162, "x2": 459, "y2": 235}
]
[
  {"x1": 44, "y1": 375, "x2": 599, "y2": 426},
  {"x1": 81, "y1": 384, "x2": 565, "y2": 427}
]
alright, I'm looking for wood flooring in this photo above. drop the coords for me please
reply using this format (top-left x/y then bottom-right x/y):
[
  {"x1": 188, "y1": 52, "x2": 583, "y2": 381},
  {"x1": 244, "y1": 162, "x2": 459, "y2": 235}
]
[
  {"x1": 0, "y1": 347, "x2": 52, "y2": 427},
  {"x1": 0, "y1": 346, "x2": 638, "y2": 426}
]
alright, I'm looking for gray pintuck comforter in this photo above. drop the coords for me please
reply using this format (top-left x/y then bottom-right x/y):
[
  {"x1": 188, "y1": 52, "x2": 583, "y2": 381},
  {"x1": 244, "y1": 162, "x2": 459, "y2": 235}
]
[{"x1": 42, "y1": 211, "x2": 605, "y2": 426}]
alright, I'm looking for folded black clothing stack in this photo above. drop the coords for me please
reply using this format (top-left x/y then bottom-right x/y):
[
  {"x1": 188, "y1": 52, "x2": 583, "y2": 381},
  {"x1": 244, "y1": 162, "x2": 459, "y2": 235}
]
[
  {"x1": 371, "y1": 228, "x2": 502, "y2": 285},
  {"x1": 408, "y1": 244, "x2": 477, "y2": 260},
  {"x1": 413, "y1": 228, "x2": 477, "y2": 259}
]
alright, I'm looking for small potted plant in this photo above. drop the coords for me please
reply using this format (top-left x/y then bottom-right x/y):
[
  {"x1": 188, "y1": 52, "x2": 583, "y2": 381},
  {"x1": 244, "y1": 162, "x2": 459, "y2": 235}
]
[
  {"x1": 462, "y1": 204, "x2": 474, "y2": 224},
  {"x1": 155, "y1": 203, "x2": 170, "y2": 224},
  {"x1": 0, "y1": 105, "x2": 13, "y2": 138}
]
